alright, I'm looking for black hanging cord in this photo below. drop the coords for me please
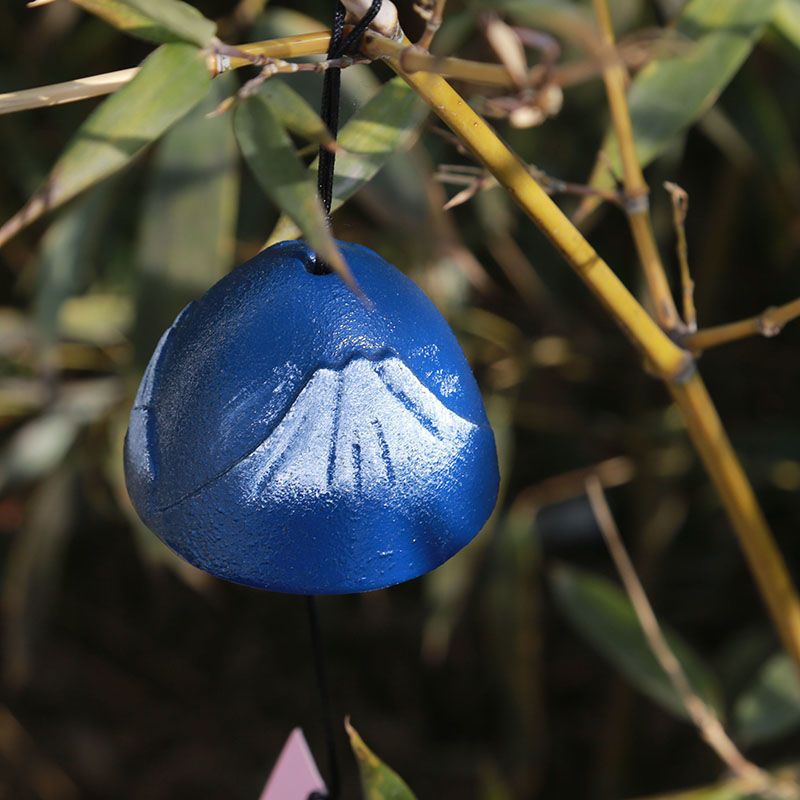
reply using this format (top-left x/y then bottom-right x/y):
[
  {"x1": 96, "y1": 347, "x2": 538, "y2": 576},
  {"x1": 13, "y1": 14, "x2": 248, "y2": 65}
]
[
  {"x1": 306, "y1": 9, "x2": 383, "y2": 799},
  {"x1": 306, "y1": 595, "x2": 339, "y2": 800},
  {"x1": 317, "y1": 0, "x2": 383, "y2": 216}
]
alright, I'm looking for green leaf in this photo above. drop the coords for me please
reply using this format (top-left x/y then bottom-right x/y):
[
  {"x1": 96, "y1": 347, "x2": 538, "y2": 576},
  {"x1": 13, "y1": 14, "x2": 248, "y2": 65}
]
[
  {"x1": 234, "y1": 93, "x2": 356, "y2": 291},
  {"x1": 268, "y1": 77, "x2": 427, "y2": 243},
  {"x1": 582, "y1": 0, "x2": 777, "y2": 211},
  {"x1": 35, "y1": 182, "x2": 113, "y2": 341},
  {"x1": 68, "y1": 0, "x2": 216, "y2": 46},
  {"x1": 0, "y1": 376, "x2": 121, "y2": 494},
  {"x1": 136, "y1": 73, "x2": 240, "y2": 356},
  {"x1": 0, "y1": 415, "x2": 80, "y2": 494},
  {"x1": 1, "y1": 469, "x2": 75, "y2": 687},
  {"x1": 346, "y1": 719, "x2": 418, "y2": 800},
  {"x1": 773, "y1": 0, "x2": 800, "y2": 51},
  {"x1": 0, "y1": 43, "x2": 211, "y2": 249},
  {"x1": 489, "y1": 0, "x2": 598, "y2": 48},
  {"x1": 626, "y1": 782, "x2": 763, "y2": 800},
  {"x1": 551, "y1": 565, "x2": 723, "y2": 720},
  {"x1": 733, "y1": 653, "x2": 800, "y2": 744},
  {"x1": 255, "y1": 79, "x2": 335, "y2": 149}
]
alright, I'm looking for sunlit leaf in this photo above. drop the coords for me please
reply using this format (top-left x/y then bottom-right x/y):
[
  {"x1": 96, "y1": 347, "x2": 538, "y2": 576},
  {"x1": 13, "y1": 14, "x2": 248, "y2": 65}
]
[
  {"x1": 268, "y1": 77, "x2": 427, "y2": 243},
  {"x1": 59, "y1": 293, "x2": 133, "y2": 344},
  {"x1": 68, "y1": 0, "x2": 216, "y2": 46},
  {"x1": 551, "y1": 565, "x2": 724, "y2": 720},
  {"x1": 580, "y1": 0, "x2": 777, "y2": 215},
  {"x1": 0, "y1": 377, "x2": 122, "y2": 494},
  {"x1": 136, "y1": 73, "x2": 240, "y2": 354},
  {"x1": 233, "y1": 93, "x2": 355, "y2": 291},
  {"x1": 250, "y1": 6, "x2": 328, "y2": 40},
  {"x1": 255, "y1": 79, "x2": 335, "y2": 149},
  {"x1": 0, "y1": 415, "x2": 80, "y2": 494},
  {"x1": 773, "y1": 0, "x2": 800, "y2": 51},
  {"x1": 733, "y1": 653, "x2": 800, "y2": 744},
  {"x1": 626, "y1": 781, "x2": 764, "y2": 800},
  {"x1": 345, "y1": 719, "x2": 418, "y2": 800},
  {"x1": 0, "y1": 43, "x2": 211, "y2": 249},
  {"x1": 35, "y1": 183, "x2": 112, "y2": 341}
]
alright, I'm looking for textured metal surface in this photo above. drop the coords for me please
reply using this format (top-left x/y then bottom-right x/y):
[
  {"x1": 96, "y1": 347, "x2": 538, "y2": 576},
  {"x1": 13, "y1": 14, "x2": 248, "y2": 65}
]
[{"x1": 124, "y1": 240, "x2": 499, "y2": 594}]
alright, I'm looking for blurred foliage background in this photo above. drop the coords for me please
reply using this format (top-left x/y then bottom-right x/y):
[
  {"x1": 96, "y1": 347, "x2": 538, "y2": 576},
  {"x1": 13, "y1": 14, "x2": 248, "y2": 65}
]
[{"x1": 1, "y1": 0, "x2": 800, "y2": 798}]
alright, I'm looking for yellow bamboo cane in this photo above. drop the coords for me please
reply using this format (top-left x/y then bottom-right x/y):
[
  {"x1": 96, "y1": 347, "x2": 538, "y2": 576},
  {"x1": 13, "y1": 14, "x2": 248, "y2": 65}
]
[{"x1": 360, "y1": 33, "x2": 800, "y2": 670}]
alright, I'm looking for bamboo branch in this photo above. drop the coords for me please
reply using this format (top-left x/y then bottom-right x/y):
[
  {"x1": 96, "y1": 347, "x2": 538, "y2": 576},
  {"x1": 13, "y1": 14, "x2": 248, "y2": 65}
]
[
  {"x1": 590, "y1": 0, "x2": 683, "y2": 333},
  {"x1": 585, "y1": 476, "x2": 770, "y2": 787},
  {"x1": 0, "y1": 33, "x2": 334, "y2": 117},
  {"x1": 664, "y1": 181, "x2": 697, "y2": 332},
  {"x1": 682, "y1": 297, "x2": 800, "y2": 353},
  {"x1": 364, "y1": 31, "x2": 800, "y2": 673},
  {"x1": 0, "y1": 68, "x2": 138, "y2": 115},
  {"x1": 415, "y1": 0, "x2": 447, "y2": 51},
  {"x1": 0, "y1": 27, "x2": 674, "y2": 119}
]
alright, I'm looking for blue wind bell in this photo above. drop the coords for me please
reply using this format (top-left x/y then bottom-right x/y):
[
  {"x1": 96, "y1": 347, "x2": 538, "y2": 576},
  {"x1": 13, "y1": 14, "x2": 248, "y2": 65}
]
[{"x1": 124, "y1": 239, "x2": 499, "y2": 594}]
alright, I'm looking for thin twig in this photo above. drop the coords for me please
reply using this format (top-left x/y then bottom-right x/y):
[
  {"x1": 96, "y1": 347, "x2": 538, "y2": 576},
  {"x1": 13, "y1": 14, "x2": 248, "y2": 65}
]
[
  {"x1": 209, "y1": 52, "x2": 370, "y2": 117},
  {"x1": 585, "y1": 476, "x2": 770, "y2": 788},
  {"x1": 664, "y1": 181, "x2": 697, "y2": 332},
  {"x1": 436, "y1": 164, "x2": 623, "y2": 209},
  {"x1": 414, "y1": 0, "x2": 447, "y2": 51},
  {"x1": 591, "y1": 0, "x2": 684, "y2": 333},
  {"x1": 682, "y1": 297, "x2": 800, "y2": 353}
]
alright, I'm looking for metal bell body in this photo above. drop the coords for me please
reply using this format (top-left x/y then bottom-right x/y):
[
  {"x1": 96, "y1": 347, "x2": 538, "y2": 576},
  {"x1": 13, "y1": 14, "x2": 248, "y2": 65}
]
[{"x1": 124, "y1": 239, "x2": 499, "y2": 594}]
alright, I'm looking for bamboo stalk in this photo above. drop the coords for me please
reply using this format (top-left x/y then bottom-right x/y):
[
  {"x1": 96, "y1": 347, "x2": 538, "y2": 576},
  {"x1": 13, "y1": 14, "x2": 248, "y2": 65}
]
[
  {"x1": 219, "y1": 31, "x2": 332, "y2": 71},
  {"x1": 670, "y1": 377, "x2": 800, "y2": 668},
  {"x1": 0, "y1": 33, "x2": 333, "y2": 117},
  {"x1": 0, "y1": 68, "x2": 138, "y2": 115},
  {"x1": 365, "y1": 33, "x2": 800, "y2": 672},
  {"x1": 590, "y1": 0, "x2": 683, "y2": 333}
]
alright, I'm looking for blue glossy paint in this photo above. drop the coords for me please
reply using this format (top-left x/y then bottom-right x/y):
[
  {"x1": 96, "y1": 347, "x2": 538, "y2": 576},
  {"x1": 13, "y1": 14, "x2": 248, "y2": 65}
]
[{"x1": 124, "y1": 240, "x2": 499, "y2": 594}]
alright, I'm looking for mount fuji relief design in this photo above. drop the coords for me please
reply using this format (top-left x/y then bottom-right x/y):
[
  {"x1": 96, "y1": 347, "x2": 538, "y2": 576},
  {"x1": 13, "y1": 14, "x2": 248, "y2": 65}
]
[{"x1": 234, "y1": 355, "x2": 477, "y2": 502}]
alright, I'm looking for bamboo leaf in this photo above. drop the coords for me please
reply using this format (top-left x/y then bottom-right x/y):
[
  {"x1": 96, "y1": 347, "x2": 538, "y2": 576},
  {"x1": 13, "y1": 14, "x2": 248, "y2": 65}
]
[
  {"x1": 233, "y1": 93, "x2": 355, "y2": 291},
  {"x1": 626, "y1": 781, "x2": 764, "y2": 800},
  {"x1": 1, "y1": 469, "x2": 75, "y2": 688},
  {"x1": 733, "y1": 653, "x2": 800, "y2": 744},
  {"x1": 68, "y1": 0, "x2": 216, "y2": 46},
  {"x1": 268, "y1": 77, "x2": 427, "y2": 243},
  {"x1": 136, "y1": 74, "x2": 240, "y2": 355},
  {"x1": 255, "y1": 79, "x2": 335, "y2": 149},
  {"x1": 581, "y1": 0, "x2": 777, "y2": 213},
  {"x1": 35, "y1": 182, "x2": 112, "y2": 341},
  {"x1": 773, "y1": 0, "x2": 800, "y2": 51},
  {"x1": 0, "y1": 43, "x2": 211, "y2": 249},
  {"x1": 551, "y1": 565, "x2": 724, "y2": 720},
  {"x1": 345, "y1": 719, "x2": 418, "y2": 800}
]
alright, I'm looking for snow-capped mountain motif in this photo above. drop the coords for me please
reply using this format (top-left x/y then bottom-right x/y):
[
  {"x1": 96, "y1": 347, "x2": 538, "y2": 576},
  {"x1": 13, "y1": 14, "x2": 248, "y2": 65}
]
[{"x1": 235, "y1": 355, "x2": 478, "y2": 502}]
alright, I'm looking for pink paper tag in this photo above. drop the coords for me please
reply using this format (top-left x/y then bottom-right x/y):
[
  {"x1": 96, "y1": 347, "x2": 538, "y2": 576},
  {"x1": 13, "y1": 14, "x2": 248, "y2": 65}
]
[{"x1": 259, "y1": 728, "x2": 327, "y2": 800}]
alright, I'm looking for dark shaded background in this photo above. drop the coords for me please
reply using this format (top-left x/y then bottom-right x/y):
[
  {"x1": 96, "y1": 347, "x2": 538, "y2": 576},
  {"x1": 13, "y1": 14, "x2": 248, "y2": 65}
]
[{"x1": 1, "y1": 1, "x2": 800, "y2": 798}]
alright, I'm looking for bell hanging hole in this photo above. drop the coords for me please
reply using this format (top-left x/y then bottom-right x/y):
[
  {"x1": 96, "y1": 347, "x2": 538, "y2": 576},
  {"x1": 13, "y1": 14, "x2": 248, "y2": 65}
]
[{"x1": 304, "y1": 252, "x2": 333, "y2": 276}]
